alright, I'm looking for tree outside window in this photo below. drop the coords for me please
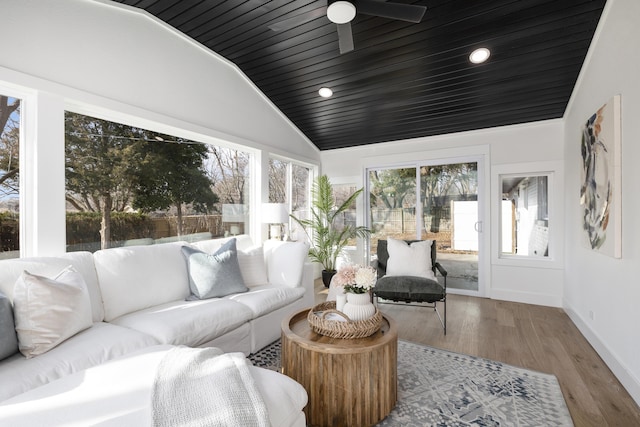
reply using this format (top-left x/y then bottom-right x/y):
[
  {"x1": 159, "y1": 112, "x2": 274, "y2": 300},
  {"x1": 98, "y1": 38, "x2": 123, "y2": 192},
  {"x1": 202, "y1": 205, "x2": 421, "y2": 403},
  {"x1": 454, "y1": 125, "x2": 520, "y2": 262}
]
[
  {"x1": 65, "y1": 112, "x2": 250, "y2": 251},
  {"x1": 0, "y1": 95, "x2": 20, "y2": 259}
]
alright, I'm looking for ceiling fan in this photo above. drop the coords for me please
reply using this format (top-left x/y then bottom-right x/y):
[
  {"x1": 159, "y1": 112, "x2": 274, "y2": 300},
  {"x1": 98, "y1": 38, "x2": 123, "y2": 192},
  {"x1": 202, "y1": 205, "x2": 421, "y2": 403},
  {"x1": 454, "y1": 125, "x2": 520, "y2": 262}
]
[{"x1": 268, "y1": 0, "x2": 427, "y2": 54}]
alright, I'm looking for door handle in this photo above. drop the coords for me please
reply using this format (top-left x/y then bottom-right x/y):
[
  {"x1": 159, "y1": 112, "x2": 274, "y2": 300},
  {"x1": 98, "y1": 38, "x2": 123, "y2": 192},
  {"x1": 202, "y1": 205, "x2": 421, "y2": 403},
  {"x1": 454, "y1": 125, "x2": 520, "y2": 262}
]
[{"x1": 474, "y1": 221, "x2": 483, "y2": 232}]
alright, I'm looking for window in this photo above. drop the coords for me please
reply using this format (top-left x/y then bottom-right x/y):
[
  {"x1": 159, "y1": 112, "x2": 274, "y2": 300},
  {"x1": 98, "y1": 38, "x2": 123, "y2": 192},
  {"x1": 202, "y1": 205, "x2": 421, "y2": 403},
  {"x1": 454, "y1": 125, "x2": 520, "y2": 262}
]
[
  {"x1": 0, "y1": 95, "x2": 20, "y2": 259},
  {"x1": 369, "y1": 167, "x2": 417, "y2": 244},
  {"x1": 500, "y1": 174, "x2": 549, "y2": 257},
  {"x1": 492, "y1": 161, "x2": 562, "y2": 266},
  {"x1": 290, "y1": 163, "x2": 311, "y2": 241},
  {"x1": 64, "y1": 111, "x2": 251, "y2": 251},
  {"x1": 209, "y1": 146, "x2": 251, "y2": 237},
  {"x1": 268, "y1": 157, "x2": 312, "y2": 241}
]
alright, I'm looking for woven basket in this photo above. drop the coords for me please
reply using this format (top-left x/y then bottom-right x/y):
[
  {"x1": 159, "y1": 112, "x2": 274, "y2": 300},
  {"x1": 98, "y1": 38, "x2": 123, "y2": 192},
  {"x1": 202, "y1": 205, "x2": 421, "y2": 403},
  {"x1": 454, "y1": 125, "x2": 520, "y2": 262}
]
[{"x1": 307, "y1": 301, "x2": 383, "y2": 339}]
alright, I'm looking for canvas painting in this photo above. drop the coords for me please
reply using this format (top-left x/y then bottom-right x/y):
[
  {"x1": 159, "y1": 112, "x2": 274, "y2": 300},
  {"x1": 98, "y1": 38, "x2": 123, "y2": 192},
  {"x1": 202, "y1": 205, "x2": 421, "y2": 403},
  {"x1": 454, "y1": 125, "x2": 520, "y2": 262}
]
[{"x1": 580, "y1": 94, "x2": 622, "y2": 258}]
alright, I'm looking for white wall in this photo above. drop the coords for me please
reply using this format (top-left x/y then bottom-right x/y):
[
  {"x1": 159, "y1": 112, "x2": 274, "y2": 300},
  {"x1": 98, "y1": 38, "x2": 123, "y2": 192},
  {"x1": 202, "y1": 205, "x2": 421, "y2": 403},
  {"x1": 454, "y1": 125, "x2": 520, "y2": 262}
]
[
  {"x1": 321, "y1": 119, "x2": 566, "y2": 306},
  {"x1": 563, "y1": 0, "x2": 640, "y2": 405},
  {"x1": 0, "y1": 0, "x2": 320, "y2": 255}
]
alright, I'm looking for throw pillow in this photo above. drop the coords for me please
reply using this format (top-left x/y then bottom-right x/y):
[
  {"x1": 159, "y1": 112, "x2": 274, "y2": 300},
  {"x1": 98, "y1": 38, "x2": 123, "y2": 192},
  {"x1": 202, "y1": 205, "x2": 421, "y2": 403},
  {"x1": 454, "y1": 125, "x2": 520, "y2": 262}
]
[
  {"x1": 13, "y1": 266, "x2": 93, "y2": 359},
  {"x1": 237, "y1": 246, "x2": 268, "y2": 287},
  {"x1": 386, "y1": 238, "x2": 435, "y2": 280},
  {"x1": 0, "y1": 291, "x2": 18, "y2": 361},
  {"x1": 181, "y1": 239, "x2": 248, "y2": 299}
]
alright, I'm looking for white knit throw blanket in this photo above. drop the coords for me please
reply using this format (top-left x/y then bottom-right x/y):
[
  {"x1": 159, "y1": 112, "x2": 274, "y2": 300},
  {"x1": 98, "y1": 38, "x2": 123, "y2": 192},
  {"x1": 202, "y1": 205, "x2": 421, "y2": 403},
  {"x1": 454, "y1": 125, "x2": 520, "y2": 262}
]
[{"x1": 151, "y1": 346, "x2": 271, "y2": 427}]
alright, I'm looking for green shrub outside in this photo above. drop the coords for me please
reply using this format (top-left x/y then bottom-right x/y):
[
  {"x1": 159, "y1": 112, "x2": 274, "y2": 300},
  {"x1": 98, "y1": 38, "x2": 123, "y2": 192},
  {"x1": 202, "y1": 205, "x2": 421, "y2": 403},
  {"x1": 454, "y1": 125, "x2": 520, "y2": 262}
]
[
  {"x1": 65, "y1": 211, "x2": 155, "y2": 245},
  {"x1": 0, "y1": 212, "x2": 19, "y2": 252}
]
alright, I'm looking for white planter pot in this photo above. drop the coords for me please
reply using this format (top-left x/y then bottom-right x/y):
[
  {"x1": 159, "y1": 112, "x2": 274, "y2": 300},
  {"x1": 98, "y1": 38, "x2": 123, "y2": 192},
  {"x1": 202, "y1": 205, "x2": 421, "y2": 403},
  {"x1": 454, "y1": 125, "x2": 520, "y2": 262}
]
[{"x1": 342, "y1": 292, "x2": 375, "y2": 321}]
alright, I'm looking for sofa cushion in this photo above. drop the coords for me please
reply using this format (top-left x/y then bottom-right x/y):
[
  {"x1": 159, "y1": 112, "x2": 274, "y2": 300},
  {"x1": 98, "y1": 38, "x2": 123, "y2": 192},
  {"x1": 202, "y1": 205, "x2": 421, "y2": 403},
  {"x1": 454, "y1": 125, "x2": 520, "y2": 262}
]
[
  {"x1": 110, "y1": 299, "x2": 253, "y2": 347},
  {"x1": 181, "y1": 239, "x2": 248, "y2": 299},
  {"x1": 94, "y1": 242, "x2": 191, "y2": 322},
  {"x1": 386, "y1": 238, "x2": 435, "y2": 280},
  {"x1": 0, "y1": 291, "x2": 18, "y2": 361},
  {"x1": 0, "y1": 322, "x2": 159, "y2": 402},
  {"x1": 263, "y1": 240, "x2": 309, "y2": 287},
  {"x1": 0, "y1": 345, "x2": 307, "y2": 427},
  {"x1": 238, "y1": 246, "x2": 268, "y2": 287},
  {"x1": 13, "y1": 267, "x2": 93, "y2": 358},
  {"x1": 227, "y1": 286, "x2": 305, "y2": 318}
]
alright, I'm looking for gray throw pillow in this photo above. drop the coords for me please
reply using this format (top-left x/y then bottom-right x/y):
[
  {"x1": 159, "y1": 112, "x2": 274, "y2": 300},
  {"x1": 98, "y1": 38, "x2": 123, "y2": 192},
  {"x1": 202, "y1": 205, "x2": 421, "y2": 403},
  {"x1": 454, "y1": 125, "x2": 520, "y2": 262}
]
[
  {"x1": 181, "y1": 239, "x2": 248, "y2": 300},
  {"x1": 0, "y1": 291, "x2": 18, "y2": 361}
]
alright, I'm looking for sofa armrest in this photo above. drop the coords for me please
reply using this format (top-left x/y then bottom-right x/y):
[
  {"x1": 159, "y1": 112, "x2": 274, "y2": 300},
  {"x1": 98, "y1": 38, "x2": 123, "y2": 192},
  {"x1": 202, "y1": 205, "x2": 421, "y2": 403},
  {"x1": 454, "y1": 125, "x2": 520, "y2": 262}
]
[
  {"x1": 263, "y1": 240, "x2": 310, "y2": 288},
  {"x1": 300, "y1": 262, "x2": 315, "y2": 308}
]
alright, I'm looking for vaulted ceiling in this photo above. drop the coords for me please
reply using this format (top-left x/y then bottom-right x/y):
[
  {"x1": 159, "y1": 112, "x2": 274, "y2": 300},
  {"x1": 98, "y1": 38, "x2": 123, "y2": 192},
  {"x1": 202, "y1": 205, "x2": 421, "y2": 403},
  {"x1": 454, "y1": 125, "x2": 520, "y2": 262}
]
[{"x1": 113, "y1": 0, "x2": 607, "y2": 151}]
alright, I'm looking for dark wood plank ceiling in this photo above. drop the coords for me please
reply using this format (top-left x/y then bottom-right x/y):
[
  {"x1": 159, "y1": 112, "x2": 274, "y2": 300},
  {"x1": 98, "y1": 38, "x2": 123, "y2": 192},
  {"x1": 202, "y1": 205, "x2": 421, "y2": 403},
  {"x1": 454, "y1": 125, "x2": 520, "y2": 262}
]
[{"x1": 112, "y1": 0, "x2": 606, "y2": 151}]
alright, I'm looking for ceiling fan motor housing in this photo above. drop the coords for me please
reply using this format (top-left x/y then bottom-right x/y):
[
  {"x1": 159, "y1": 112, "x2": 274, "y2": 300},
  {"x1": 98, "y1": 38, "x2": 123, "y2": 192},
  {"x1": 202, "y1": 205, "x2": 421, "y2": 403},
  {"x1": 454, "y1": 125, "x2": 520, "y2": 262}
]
[{"x1": 327, "y1": 0, "x2": 357, "y2": 24}]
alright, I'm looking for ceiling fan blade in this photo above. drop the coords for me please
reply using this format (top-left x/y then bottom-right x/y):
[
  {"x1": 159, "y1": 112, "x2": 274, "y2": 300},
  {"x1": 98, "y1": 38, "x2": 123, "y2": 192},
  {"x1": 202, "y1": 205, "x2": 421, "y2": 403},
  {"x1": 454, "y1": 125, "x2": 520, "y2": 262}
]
[
  {"x1": 356, "y1": 0, "x2": 427, "y2": 23},
  {"x1": 268, "y1": 6, "x2": 328, "y2": 32},
  {"x1": 245, "y1": 0, "x2": 278, "y2": 12},
  {"x1": 337, "y1": 22, "x2": 354, "y2": 54}
]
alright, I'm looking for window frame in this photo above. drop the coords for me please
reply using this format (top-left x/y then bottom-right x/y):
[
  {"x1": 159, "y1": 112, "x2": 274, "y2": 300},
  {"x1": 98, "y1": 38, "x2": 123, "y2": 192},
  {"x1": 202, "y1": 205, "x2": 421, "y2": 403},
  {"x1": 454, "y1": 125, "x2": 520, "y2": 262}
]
[
  {"x1": 491, "y1": 161, "x2": 564, "y2": 269},
  {"x1": 62, "y1": 109, "x2": 260, "y2": 251}
]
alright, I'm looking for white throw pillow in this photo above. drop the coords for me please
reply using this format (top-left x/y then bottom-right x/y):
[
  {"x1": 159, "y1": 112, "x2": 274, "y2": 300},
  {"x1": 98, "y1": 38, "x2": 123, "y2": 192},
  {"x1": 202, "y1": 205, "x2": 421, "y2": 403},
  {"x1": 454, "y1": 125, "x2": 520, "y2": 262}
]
[
  {"x1": 386, "y1": 238, "x2": 436, "y2": 280},
  {"x1": 13, "y1": 266, "x2": 93, "y2": 359},
  {"x1": 238, "y1": 246, "x2": 268, "y2": 287}
]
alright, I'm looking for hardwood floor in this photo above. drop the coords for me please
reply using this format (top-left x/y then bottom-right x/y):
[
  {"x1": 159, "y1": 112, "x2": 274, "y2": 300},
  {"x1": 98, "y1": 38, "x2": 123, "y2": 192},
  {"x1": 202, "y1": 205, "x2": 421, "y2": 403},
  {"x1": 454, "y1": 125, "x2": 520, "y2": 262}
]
[{"x1": 314, "y1": 282, "x2": 640, "y2": 427}]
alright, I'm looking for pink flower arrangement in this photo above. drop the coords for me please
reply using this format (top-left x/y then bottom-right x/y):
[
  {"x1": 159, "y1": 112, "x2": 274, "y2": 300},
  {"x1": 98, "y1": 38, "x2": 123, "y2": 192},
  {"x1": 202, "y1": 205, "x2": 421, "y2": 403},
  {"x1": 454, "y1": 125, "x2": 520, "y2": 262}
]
[{"x1": 333, "y1": 264, "x2": 377, "y2": 294}]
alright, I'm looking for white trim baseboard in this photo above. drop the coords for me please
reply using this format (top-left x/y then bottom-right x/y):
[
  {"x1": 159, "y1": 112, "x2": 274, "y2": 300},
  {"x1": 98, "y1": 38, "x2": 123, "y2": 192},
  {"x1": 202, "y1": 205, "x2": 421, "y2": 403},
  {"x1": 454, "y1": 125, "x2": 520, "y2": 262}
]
[{"x1": 564, "y1": 302, "x2": 640, "y2": 408}]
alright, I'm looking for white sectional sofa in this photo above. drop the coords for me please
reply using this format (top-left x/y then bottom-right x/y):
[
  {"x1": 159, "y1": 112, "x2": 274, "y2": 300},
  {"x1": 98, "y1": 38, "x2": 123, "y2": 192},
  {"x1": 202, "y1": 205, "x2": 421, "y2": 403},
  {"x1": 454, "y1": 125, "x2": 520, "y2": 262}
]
[{"x1": 0, "y1": 235, "x2": 313, "y2": 426}]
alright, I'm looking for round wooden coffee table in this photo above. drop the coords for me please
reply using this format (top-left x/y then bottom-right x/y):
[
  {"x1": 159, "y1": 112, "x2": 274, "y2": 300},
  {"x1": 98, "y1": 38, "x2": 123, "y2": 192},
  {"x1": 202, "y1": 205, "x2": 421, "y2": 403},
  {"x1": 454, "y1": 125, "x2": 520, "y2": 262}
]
[{"x1": 281, "y1": 308, "x2": 398, "y2": 427}]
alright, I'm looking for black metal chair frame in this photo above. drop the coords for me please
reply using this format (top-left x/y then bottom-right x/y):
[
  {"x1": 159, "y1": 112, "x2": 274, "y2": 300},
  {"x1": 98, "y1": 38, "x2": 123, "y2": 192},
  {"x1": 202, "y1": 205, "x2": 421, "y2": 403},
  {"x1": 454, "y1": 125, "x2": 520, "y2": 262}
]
[{"x1": 373, "y1": 239, "x2": 448, "y2": 334}]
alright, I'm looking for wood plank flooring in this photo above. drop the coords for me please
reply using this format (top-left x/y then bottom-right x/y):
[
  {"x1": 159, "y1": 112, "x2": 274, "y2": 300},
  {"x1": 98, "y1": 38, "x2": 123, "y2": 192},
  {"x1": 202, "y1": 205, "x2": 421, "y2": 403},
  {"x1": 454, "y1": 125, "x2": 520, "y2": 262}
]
[{"x1": 314, "y1": 282, "x2": 640, "y2": 427}]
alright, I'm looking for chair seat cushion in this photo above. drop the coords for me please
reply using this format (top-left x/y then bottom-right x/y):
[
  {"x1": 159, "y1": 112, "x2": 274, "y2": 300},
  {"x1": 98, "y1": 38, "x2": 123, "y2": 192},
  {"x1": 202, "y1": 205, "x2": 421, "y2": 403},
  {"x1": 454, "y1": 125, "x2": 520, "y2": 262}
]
[{"x1": 374, "y1": 275, "x2": 444, "y2": 303}]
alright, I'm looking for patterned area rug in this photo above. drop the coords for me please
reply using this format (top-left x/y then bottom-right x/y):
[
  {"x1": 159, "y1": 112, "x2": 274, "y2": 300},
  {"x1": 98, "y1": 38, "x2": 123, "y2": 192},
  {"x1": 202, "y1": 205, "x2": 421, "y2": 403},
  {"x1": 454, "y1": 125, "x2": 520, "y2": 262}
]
[{"x1": 248, "y1": 339, "x2": 573, "y2": 427}]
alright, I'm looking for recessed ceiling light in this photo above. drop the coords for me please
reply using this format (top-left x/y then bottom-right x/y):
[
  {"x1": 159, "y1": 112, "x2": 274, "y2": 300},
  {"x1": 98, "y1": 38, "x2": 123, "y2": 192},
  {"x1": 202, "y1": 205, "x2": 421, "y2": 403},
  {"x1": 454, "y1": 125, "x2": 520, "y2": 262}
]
[
  {"x1": 319, "y1": 87, "x2": 333, "y2": 98},
  {"x1": 327, "y1": 1, "x2": 357, "y2": 24},
  {"x1": 469, "y1": 47, "x2": 490, "y2": 64}
]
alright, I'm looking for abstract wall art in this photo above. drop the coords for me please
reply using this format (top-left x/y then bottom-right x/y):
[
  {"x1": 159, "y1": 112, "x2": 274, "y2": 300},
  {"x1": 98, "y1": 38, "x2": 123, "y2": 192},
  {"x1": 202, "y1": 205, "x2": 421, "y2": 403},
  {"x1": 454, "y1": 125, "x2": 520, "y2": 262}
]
[{"x1": 580, "y1": 94, "x2": 622, "y2": 258}]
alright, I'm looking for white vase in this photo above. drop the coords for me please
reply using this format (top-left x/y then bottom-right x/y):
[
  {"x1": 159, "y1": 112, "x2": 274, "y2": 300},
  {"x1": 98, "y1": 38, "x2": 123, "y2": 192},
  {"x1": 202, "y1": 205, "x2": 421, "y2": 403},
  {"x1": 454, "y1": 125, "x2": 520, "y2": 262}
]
[{"x1": 342, "y1": 292, "x2": 376, "y2": 321}]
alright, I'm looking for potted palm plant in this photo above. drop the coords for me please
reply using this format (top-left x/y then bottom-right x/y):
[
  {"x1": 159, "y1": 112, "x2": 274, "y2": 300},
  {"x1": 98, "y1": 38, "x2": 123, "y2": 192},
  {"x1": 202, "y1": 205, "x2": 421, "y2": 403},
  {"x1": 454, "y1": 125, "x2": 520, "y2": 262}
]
[{"x1": 290, "y1": 175, "x2": 371, "y2": 287}]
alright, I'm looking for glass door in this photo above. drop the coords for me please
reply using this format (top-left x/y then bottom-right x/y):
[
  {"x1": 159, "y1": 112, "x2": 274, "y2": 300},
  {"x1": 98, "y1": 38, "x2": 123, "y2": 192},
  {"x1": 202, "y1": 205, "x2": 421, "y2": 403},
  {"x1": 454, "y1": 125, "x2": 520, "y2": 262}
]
[
  {"x1": 367, "y1": 159, "x2": 482, "y2": 295},
  {"x1": 419, "y1": 162, "x2": 479, "y2": 293}
]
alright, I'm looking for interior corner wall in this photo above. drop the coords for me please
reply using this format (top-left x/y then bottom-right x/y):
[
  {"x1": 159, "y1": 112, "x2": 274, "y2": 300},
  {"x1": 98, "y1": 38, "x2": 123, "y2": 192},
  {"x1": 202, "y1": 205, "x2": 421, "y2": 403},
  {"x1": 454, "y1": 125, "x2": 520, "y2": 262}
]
[
  {"x1": 320, "y1": 119, "x2": 565, "y2": 306},
  {"x1": 562, "y1": 0, "x2": 640, "y2": 405}
]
